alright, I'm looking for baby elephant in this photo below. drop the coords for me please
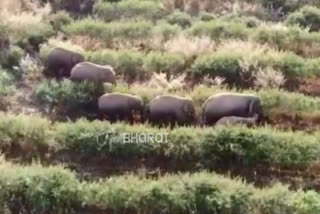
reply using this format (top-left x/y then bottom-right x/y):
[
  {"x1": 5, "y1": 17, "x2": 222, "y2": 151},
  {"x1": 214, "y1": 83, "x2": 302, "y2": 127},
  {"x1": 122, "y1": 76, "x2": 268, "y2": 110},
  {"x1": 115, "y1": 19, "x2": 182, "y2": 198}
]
[
  {"x1": 70, "y1": 62, "x2": 117, "y2": 85},
  {"x1": 98, "y1": 93, "x2": 143, "y2": 124},
  {"x1": 215, "y1": 114, "x2": 259, "y2": 127},
  {"x1": 145, "y1": 95, "x2": 196, "y2": 127}
]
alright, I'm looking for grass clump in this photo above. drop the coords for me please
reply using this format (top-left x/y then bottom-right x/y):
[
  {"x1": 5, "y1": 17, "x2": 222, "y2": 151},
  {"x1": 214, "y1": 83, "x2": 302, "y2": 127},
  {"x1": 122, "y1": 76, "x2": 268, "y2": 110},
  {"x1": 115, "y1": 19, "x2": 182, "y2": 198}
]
[
  {"x1": 94, "y1": 0, "x2": 164, "y2": 22},
  {"x1": 286, "y1": 6, "x2": 320, "y2": 32}
]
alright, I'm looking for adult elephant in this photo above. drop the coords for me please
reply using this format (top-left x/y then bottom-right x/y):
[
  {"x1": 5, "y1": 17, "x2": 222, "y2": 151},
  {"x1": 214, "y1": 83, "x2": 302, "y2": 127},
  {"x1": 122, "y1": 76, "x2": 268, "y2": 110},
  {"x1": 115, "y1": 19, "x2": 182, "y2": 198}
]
[
  {"x1": 202, "y1": 93, "x2": 263, "y2": 126},
  {"x1": 98, "y1": 93, "x2": 143, "y2": 124},
  {"x1": 70, "y1": 62, "x2": 117, "y2": 85},
  {"x1": 44, "y1": 48, "x2": 84, "y2": 78},
  {"x1": 145, "y1": 95, "x2": 196, "y2": 127}
]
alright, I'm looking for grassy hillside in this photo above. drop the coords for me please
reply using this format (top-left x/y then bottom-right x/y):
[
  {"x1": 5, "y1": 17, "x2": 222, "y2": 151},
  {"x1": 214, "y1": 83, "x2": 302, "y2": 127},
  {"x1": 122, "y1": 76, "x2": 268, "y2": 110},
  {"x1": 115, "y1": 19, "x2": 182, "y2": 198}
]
[{"x1": 1, "y1": 0, "x2": 320, "y2": 213}]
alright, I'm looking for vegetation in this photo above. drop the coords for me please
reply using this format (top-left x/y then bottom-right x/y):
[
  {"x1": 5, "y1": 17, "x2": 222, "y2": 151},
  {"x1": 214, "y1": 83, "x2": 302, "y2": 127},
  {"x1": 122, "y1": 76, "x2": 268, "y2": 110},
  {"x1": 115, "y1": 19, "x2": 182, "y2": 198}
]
[
  {"x1": 1, "y1": 163, "x2": 320, "y2": 214},
  {"x1": 2, "y1": 0, "x2": 320, "y2": 212}
]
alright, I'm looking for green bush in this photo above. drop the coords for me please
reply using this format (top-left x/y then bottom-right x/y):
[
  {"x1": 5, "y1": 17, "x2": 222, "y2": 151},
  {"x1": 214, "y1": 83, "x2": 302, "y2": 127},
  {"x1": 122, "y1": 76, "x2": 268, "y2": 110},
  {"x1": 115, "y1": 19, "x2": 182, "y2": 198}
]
[
  {"x1": 252, "y1": 25, "x2": 320, "y2": 56},
  {"x1": 1, "y1": 46, "x2": 24, "y2": 77},
  {"x1": 286, "y1": 6, "x2": 320, "y2": 32},
  {"x1": 0, "y1": 112, "x2": 50, "y2": 156},
  {"x1": 190, "y1": 52, "x2": 243, "y2": 86},
  {"x1": 200, "y1": 12, "x2": 216, "y2": 22},
  {"x1": 189, "y1": 20, "x2": 250, "y2": 40},
  {"x1": 94, "y1": 0, "x2": 164, "y2": 22},
  {"x1": 143, "y1": 52, "x2": 186, "y2": 76},
  {"x1": 64, "y1": 19, "x2": 153, "y2": 42},
  {"x1": 7, "y1": 20, "x2": 54, "y2": 47},
  {"x1": 0, "y1": 165, "x2": 81, "y2": 214},
  {"x1": 1, "y1": 164, "x2": 320, "y2": 214},
  {"x1": 33, "y1": 80, "x2": 104, "y2": 116},
  {"x1": 0, "y1": 70, "x2": 15, "y2": 96},
  {"x1": 166, "y1": 11, "x2": 192, "y2": 28},
  {"x1": 153, "y1": 21, "x2": 182, "y2": 40},
  {"x1": 48, "y1": 11, "x2": 73, "y2": 32}
]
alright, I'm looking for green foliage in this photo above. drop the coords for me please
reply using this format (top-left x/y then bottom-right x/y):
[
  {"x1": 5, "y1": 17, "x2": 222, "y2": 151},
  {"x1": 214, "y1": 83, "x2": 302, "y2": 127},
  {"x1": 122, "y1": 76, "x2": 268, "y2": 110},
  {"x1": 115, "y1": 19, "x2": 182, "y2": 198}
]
[
  {"x1": 166, "y1": 11, "x2": 192, "y2": 28},
  {"x1": 0, "y1": 165, "x2": 81, "y2": 214},
  {"x1": 64, "y1": 19, "x2": 153, "y2": 42},
  {"x1": 143, "y1": 52, "x2": 186, "y2": 76},
  {"x1": 1, "y1": 164, "x2": 320, "y2": 214},
  {"x1": 190, "y1": 52, "x2": 243, "y2": 86},
  {"x1": 33, "y1": 80, "x2": 104, "y2": 115},
  {"x1": 48, "y1": 10, "x2": 73, "y2": 32},
  {"x1": 200, "y1": 12, "x2": 216, "y2": 22},
  {"x1": 0, "y1": 112, "x2": 50, "y2": 156},
  {"x1": 94, "y1": 0, "x2": 164, "y2": 22},
  {"x1": 85, "y1": 49, "x2": 145, "y2": 80},
  {"x1": 0, "y1": 70, "x2": 15, "y2": 96},
  {"x1": 286, "y1": 6, "x2": 320, "y2": 32},
  {"x1": 189, "y1": 20, "x2": 249, "y2": 40},
  {"x1": 86, "y1": 50, "x2": 187, "y2": 80},
  {"x1": 7, "y1": 20, "x2": 54, "y2": 46},
  {"x1": 1, "y1": 46, "x2": 24, "y2": 78}
]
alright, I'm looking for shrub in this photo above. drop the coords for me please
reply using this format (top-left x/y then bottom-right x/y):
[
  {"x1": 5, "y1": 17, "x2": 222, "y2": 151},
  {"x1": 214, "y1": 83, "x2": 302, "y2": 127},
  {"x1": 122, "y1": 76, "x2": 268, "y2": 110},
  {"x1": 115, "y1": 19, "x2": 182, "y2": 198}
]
[
  {"x1": 286, "y1": 6, "x2": 320, "y2": 32},
  {"x1": 166, "y1": 10, "x2": 192, "y2": 28},
  {"x1": 48, "y1": 10, "x2": 72, "y2": 32},
  {"x1": 64, "y1": 19, "x2": 153, "y2": 44},
  {"x1": 152, "y1": 21, "x2": 182, "y2": 40},
  {"x1": 1, "y1": 46, "x2": 24, "y2": 77},
  {"x1": 33, "y1": 80, "x2": 104, "y2": 117},
  {"x1": 190, "y1": 52, "x2": 243, "y2": 86},
  {"x1": 0, "y1": 112, "x2": 51, "y2": 157},
  {"x1": 0, "y1": 164, "x2": 81, "y2": 214},
  {"x1": 94, "y1": 0, "x2": 164, "y2": 22},
  {"x1": 143, "y1": 52, "x2": 186, "y2": 76},
  {"x1": 0, "y1": 70, "x2": 15, "y2": 96},
  {"x1": 200, "y1": 11, "x2": 216, "y2": 22},
  {"x1": 189, "y1": 20, "x2": 250, "y2": 40}
]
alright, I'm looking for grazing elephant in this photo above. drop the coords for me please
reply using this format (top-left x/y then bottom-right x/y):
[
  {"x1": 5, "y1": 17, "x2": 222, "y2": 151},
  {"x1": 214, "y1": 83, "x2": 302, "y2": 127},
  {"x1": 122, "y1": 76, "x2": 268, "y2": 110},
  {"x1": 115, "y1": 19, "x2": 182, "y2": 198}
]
[
  {"x1": 70, "y1": 62, "x2": 117, "y2": 85},
  {"x1": 44, "y1": 48, "x2": 85, "y2": 78},
  {"x1": 145, "y1": 95, "x2": 196, "y2": 127},
  {"x1": 98, "y1": 93, "x2": 143, "y2": 124},
  {"x1": 215, "y1": 113, "x2": 259, "y2": 127},
  {"x1": 202, "y1": 93, "x2": 263, "y2": 126}
]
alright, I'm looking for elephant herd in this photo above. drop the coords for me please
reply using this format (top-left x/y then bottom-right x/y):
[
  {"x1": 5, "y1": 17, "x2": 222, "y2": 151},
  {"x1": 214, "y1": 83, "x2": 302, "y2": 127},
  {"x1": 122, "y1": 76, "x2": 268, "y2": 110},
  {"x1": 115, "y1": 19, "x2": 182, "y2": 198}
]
[
  {"x1": 44, "y1": 48, "x2": 264, "y2": 127},
  {"x1": 97, "y1": 93, "x2": 263, "y2": 127}
]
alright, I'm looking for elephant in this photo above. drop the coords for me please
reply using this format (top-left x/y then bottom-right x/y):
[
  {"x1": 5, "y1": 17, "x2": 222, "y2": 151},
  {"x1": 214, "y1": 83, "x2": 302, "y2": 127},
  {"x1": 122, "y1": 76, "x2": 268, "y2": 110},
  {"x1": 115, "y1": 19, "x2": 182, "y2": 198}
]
[
  {"x1": 202, "y1": 93, "x2": 263, "y2": 126},
  {"x1": 144, "y1": 95, "x2": 196, "y2": 127},
  {"x1": 98, "y1": 93, "x2": 143, "y2": 124},
  {"x1": 70, "y1": 62, "x2": 117, "y2": 85},
  {"x1": 44, "y1": 48, "x2": 85, "y2": 78},
  {"x1": 215, "y1": 113, "x2": 259, "y2": 127}
]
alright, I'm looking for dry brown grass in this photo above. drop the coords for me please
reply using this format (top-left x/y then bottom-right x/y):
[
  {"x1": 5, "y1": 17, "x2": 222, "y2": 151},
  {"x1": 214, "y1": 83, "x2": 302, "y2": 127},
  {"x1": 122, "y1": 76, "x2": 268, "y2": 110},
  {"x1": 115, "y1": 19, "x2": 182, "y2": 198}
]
[
  {"x1": 70, "y1": 36, "x2": 106, "y2": 51},
  {"x1": 162, "y1": 0, "x2": 260, "y2": 15},
  {"x1": 164, "y1": 34, "x2": 215, "y2": 59}
]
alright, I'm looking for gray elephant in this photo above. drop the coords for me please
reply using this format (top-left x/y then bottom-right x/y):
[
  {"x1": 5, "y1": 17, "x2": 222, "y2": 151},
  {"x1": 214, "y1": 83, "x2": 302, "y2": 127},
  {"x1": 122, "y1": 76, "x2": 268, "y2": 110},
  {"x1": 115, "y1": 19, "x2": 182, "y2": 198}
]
[
  {"x1": 145, "y1": 95, "x2": 196, "y2": 127},
  {"x1": 98, "y1": 93, "x2": 143, "y2": 124},
  {"x1": 215, "y1": 113, "x2": 259, "y2": 127},
  {"x1": 70, "y1": 62, "x2": 117, "y2": 85},
  {"x1": 202, "y1": 93, "x2": 263, "y2": 126},
  {"x1": 44, "y1": 47, "x2": 85, "y2": 78}
]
